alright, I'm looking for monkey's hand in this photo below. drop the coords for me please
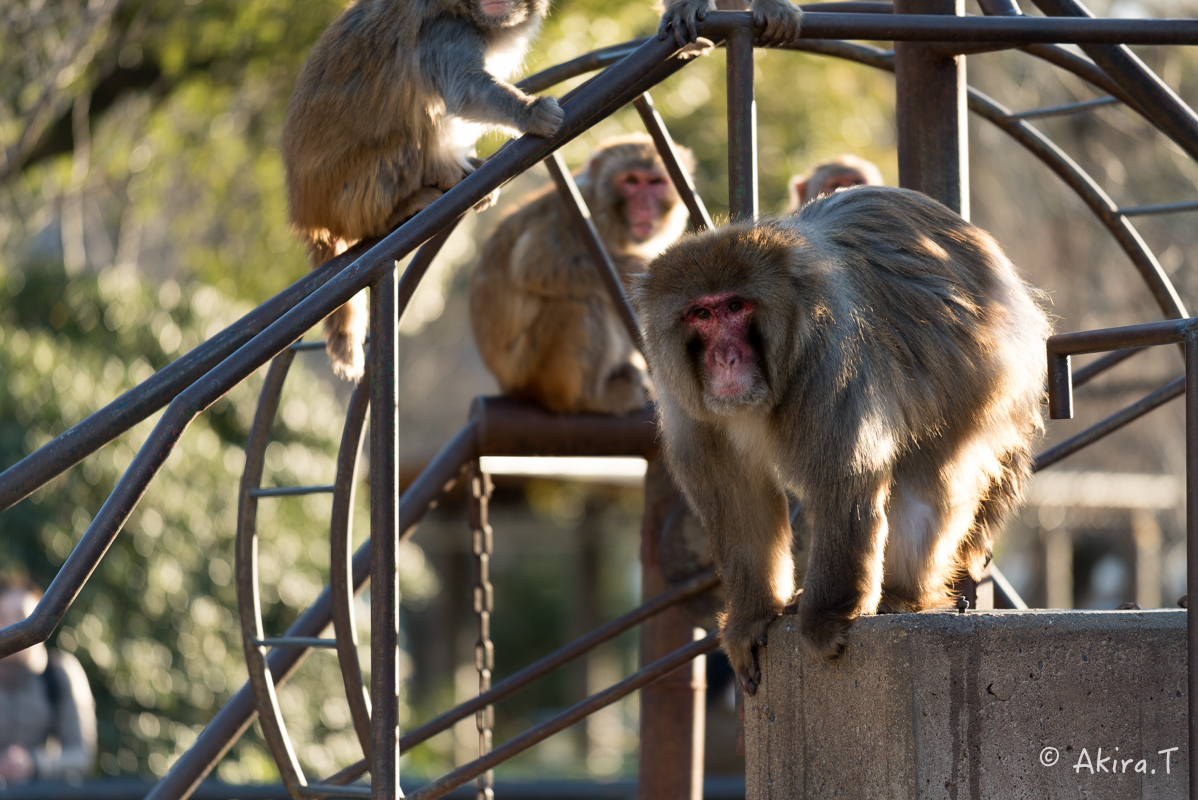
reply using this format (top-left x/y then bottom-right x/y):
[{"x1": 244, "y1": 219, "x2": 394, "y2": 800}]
[
  {"x1": 525, "y1": 97, "x2": 564, "y2": 138},
  {"x1": 751, "y1": 0, "x2": 802, "y2": 46},
  {"x1": 658, "y1": 0, "x2": 714, "y2": 47},
  {"x1": 719, "y1": 606, "x2": 778, "y2": 696}
]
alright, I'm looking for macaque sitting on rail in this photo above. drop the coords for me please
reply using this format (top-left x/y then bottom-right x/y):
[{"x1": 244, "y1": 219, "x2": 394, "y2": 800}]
[
  {"x1": 632, "y1": 186, "x2": 1049, "y2": 693},
  {"x1": 283, "y1": 0, "x2": 564, "y2": 381},
  {"x1": 786, "y1": 154, "x2": 884, "y2": 211},
  {"x1": 470, "y1": 134, "x2": 692, "y2": 414}
]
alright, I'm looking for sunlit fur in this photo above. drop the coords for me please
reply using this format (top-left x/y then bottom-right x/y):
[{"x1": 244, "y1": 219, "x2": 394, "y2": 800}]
[
  {"x1": 631, "y1": 186, "x2": 1049, "y2": 687},
  {"x1": 470, "y1": 134, "x2": 692, "y2": 414},
  {"x1": 283, "y1": 0, "x2": 561, "y2": 381}
]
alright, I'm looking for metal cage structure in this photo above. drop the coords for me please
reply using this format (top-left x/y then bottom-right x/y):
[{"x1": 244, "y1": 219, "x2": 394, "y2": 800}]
[{"x1": 3, "y1": 2, "x2": 1198, "y2": 799}]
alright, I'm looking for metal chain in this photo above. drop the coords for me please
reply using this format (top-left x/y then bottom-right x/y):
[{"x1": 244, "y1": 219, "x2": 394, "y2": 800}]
[{"x1": 468, "y1": 462, "x2": 495, "y2": 800}]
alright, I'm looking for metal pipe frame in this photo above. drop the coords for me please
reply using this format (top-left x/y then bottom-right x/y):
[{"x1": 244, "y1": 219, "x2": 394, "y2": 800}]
[
  {"x1": 726, "y1": 26, "x2": 757, "y2": 221},
  {"x1": 1043, "y1": 317, "x2": 1198, "y2": 798},
  {"x1": 0, "y1": 8, "x2": 1192, "y2": 799}
]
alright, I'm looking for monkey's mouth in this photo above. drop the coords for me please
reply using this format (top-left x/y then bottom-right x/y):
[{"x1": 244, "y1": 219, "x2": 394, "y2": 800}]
[
  {"x1": 480, "y1": 0, "x2": 509, "y2": 16},
  {"x1": 631, "y1": 221, "x2": 655, "y2": 241}
]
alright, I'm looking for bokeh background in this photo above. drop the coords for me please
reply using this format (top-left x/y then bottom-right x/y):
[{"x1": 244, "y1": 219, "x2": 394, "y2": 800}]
[{"x1": 2, "y1": 0, "x2": 1198, "y2": 787}]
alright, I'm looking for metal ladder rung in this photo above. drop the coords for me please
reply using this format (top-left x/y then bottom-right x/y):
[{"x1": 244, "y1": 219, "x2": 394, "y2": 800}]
[
  {"x1": 1010, "y1": 95, "x2": 1119, "y2": 120},
  {"x1": 289, "y1": 336, "x2": 371, "y2": 352},
  {"x1": 250, "y1": 485, "x2": 336, "y2": 498},
  {"x1": 296, "y1": 783, "x2": 372, "y2": 798},
  {"x1": 1117, "y1": 199, "x2": 1198, "y2": 217},
  {"x1": 251, "y1": 636, "x2": 339, "y2": 649}
]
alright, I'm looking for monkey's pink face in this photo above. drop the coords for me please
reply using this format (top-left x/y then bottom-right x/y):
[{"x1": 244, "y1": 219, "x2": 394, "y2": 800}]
[
  {"x1": 617, "y1": 168, "x2": 671, "y2": 242},
  {"x1": 685, "y1": 292, "x2": 763, "y2": 408},
  {"x1": 817, "y1": 174, "x2": 866, "y2": 196},
  {"x1": 478, "y1": 0, "x2": 519, "y2": 20}
]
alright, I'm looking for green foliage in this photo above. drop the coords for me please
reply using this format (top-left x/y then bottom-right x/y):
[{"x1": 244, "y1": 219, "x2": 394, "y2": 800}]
[{"x1": 0, "y1": 256, "x2": 390, "y2": 781}]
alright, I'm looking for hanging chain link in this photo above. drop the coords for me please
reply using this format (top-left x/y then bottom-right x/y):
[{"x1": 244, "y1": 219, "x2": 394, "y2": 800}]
[{"x1": 468, "y1": 462, "x2": 495, "y2": 800}]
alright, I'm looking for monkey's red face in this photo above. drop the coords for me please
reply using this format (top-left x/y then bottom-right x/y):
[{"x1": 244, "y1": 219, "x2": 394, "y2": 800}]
[
  {"x1": 616, "y1": 168, "x2": 671, "y2": 242},
  {"x1": 685, "y1": 292, "x2": 764, "y2": 409}
]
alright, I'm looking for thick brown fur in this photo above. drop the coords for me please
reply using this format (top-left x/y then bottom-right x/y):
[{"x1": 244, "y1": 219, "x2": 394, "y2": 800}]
[
  {"x1": 283, "y1": 0, "x2": 563, "y2": 381},
  {"x1": 659, "y1": 0, "x2": 803, "y2": 49},
  {"x1": 786, "y1": 154, "x2": 884, "y2": 212},
  {"x1": 470, "y1": 134, "x2": 692, "y2": 414},
  {"x1": 631, "y1": 186, "x2": 1049, "y2": 692}
]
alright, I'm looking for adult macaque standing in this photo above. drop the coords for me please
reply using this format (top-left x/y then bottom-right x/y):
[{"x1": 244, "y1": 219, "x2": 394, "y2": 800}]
[
  {"x1": 786, "y1": 154, "x2": 884, "y2": 211},
  {"x1": 632, "y1": 187, "x2": 1049, "y2": 693},
  {"x1": 283, "y1": 0, "x2": 564, "y2": 381},
  {"x1": 659, "y1": 0, "x2": 803, "y2": 48},
  {"x1": 470, "y1": 134, "x2": 692, "y2": 414}
]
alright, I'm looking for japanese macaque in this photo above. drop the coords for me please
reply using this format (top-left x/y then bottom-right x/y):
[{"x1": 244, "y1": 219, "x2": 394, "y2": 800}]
[
  {"x1": 631, "y1": 187, "x2": 1049, "y2": 693},
  {"x1": 283, "y1": 0, "x2": 564, "y2": 381},
  {"x1": 659, "y1": 0, "x2": 803, "y2": 48},
  {"x1": 786, "y1": 154, "x2": 884, "y2": 211},
  {"x1": 470, "y1": 134, "x2": 692, "y2": 414}
]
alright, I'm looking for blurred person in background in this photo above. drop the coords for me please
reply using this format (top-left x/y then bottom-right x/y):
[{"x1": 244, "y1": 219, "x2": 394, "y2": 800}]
[{"x1": 0, "y1": 577, "x2": 96, "y2": 784}]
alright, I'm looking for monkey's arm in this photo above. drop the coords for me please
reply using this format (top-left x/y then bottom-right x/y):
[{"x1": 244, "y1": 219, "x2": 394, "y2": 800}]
[
  {"x1": 796, "y1": 470, "x2": 891, "y2": 661},
  {"x1": 421, "y1": 22, "x2": 563, "y2": 137},
  {"x1": 659, "y1": 402, "x2": 792, "y2": 695}
]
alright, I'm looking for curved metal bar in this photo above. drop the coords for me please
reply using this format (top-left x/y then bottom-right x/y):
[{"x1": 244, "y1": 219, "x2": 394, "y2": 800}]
[
  {"x1": 148, "y1": 420, "x2": 480, "y2": 800},
  {"x1": 1028, "y1": 0, "x2": 1198, "y2": 163},
  {"x1": 777, "y1": 39, "x2": 1188, "y2": 324},
  {"x1": 329, "y1": 369, "x2": 373, "y2": 763},
  {"x1": 1019, "y1": 44, "x2": 1146, "y2": 114},
  {"x1": 967, "y1": 88, "x2": 1188, "y2": 320},
  {"x1": 234, "y1": 352, "x2": 309, "y2": 798}
]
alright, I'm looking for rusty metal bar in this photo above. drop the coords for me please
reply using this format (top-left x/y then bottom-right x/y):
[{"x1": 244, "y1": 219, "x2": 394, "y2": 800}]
[
  {"x1": 148, "y1": 421, "x2": 479, "y2": 800},
  {"x1": 1020, "y1": 44, "x2": 1147, "y2": 114},
  {"x1": 470, "y1": 396, "x2": 658, "y2": 458},
  {"x1": 399, "y1": 568, "x2": 719, "y2": 752},
  {"x1": 638, "y1": 462, "x2": 705, "y2": 800},
  {"x1": 545, "y1": 152, "x2": 643, "y2": 350},
  {"x1": 370, "y1": 266, "x2": 402, "y2": 799},
  {"x1": 632, "y1": 93, "x2": 713, "y2": 232},
  {"x1": 1189, "y1": 327, "x2": 1198, "y2": 800},
  {"x1": 467, "y1": 463, "x2": 496, "y2": 800},
  {"x1": 726, "y1": 26, "x2": 757, "y2": 221},
  {"x1": 405, "y1": 633, "x2": 720, "y2": 800},
  {"x1": 1034, "y1": 376, "x2": 1183, "y2": 471},
  {"x1": 894, "y1": 0, "x2": 968, "y2": 217}
]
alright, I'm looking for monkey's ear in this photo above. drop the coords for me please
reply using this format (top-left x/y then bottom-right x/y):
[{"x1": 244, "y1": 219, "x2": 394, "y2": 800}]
[{"x1": 789, "y1": 176, "x2": 807, "y2": 208}]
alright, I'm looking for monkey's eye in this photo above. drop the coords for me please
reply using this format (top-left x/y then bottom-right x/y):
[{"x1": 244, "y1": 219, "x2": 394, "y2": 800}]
[
  {"x1": 727, "y1": 300, "x2": 743, "y2": 313},
  {"x1": 691, "y1": 308, "x2": 712, "y2": 321}
]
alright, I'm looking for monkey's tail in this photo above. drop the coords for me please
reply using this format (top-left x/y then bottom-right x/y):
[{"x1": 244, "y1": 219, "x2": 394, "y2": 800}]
[
  {"x1": 308, "y1": 234, "x2": 368, "y2": 383},
  {"x1": 958, "y1": 444, "x2": 1034, "y2": 581}
]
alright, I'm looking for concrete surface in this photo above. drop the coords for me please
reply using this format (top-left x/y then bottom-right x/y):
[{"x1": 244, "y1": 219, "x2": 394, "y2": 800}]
[{"x1": 743, "y1": 610, "x2": 1188, "y2": 799}]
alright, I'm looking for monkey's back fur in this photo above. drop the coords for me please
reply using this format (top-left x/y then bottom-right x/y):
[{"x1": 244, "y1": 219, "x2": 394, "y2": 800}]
[{"x1": 634, "y1": 186, "x2": 1049, "y2": 671}]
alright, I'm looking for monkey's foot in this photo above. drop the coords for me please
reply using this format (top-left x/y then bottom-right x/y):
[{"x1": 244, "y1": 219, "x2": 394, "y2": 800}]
[
  {"x1": 658, "y1": 0, "x2": 709, "y2": 47},
  {"x1": 720, "y1": 610, "x2": 777, "y2": 696},
  {"x1": 525, "y1": 97, "x2": 564, "y2": 138},
  {"x1": 751, "y1": 0, "x2": 803, "y2": 46},
  {"x1": 474, "y1": 187, "x2": 501, "y2": 212},
  {"x1": 797, "y1": 607, "x2": 852, "y2": 662},
  {"x1": 326, "y1": 334, "x2": 365, "y2": 383}
]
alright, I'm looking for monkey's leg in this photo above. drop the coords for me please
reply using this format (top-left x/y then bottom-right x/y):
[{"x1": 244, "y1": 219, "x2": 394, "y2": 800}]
[
  {"x1": 798, "y1": 476, "x2": 890, "y2": 661},
  {"x1": 664, "y1": 418, "x2": 792, "y2": 694},
  {"x1": 384, "y1": 187, "x2": 445, "y2": 230},
  {"x1": 324, "y1": 291, "x2": 368, "y2": 382}
]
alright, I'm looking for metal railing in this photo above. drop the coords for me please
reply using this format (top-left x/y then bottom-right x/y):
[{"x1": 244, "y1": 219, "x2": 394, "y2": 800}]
[{"x1": 1, "y1": 5, "x2": 1197, "y2": 800}]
